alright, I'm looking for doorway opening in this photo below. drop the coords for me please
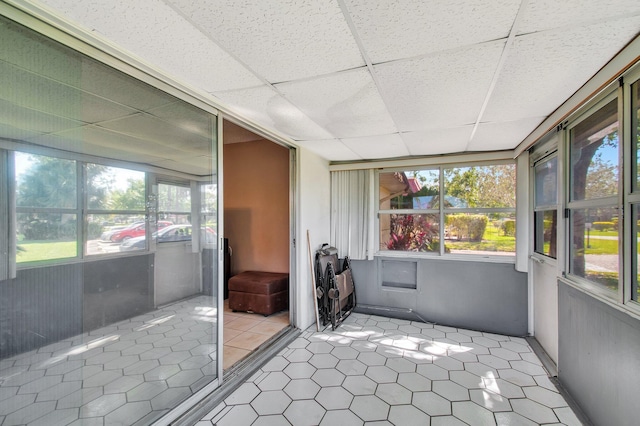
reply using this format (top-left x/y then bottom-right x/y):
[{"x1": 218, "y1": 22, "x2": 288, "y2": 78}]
[{"x1": 221, "y1": 119, "x2": 293, "y2": 370}]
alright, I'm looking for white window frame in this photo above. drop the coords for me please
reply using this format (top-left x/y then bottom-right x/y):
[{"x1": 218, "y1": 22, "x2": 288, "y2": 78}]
[
  {"x1": 564, "y1": 90, "x2": 622, "y2": 302},
  {"x1": 375, "y1": 159, "x2": 517, "y2": 262},
  {"x1": 531, "y1": 150, "x2": 559, "y2": 261},
  {"x1": 624, "y1": 67, "x2": 640, "y2": 309}
]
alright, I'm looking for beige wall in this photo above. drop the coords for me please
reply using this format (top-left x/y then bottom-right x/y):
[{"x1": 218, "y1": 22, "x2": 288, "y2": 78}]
[{"x1": 224, "y1": 140, "x2": 289, "y2": 275}]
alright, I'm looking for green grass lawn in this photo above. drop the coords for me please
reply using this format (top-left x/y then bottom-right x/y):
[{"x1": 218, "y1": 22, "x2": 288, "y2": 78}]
[
  {"x1": 590, "y1": 230, "x2": 619, "y2": 237},
  {"x1": 16, "y1": 240, "x2": 77, "y2": 263},
  {"x1": 446, "y1": 226, "x2": 515, "y2": 252},
  {"x1": 583, "y1": 238, "x2": 618, "y2": 255}
]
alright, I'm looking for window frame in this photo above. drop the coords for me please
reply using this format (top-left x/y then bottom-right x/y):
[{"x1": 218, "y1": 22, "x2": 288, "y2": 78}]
[
  {"x1": 83, "y1": 163, "x2": 148, "y2": 256},
  {"x1": 532, "y1": 151, "x2": 559, "y2": 260},
  {"x1": 624, "y1": 68, "x2": 640, "y2": 308},
  {"x1": 13, "y1": 151, "x2": 83, "y2": 267},
  {"x1": 376, "y1": 159, "x2": 517, "y2": 262},
  {"x1": 564, "y1": 90, "x2": 623, "y2": 301}
]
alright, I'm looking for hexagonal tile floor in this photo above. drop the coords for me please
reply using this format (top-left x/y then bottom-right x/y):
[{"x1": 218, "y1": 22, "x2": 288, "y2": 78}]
[{"x1": 199, "y1": 313, "x2": 582, "y2": 426}]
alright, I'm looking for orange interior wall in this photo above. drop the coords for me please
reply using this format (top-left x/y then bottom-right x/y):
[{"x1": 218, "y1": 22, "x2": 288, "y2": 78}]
[{"x1": 223, "y1": 139, "x2": 289, "y2": 275}]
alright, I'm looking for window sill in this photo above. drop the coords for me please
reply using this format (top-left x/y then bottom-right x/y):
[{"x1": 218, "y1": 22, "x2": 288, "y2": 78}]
[{"x1": 375, "y1": 251, "x2": 516, "y2": 264}]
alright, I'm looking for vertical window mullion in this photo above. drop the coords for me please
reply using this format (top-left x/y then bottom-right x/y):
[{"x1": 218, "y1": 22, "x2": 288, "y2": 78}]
[
  {"x1": 439, "y1": 167, "x2": 445, "y2": 256},
  {"x1": 79, "y1": 162, "x2": 85, "y2": 259}
]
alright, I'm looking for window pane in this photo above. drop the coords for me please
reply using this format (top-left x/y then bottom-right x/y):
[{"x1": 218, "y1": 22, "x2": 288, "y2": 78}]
[
  {"x1": 444, "y1": 164, "x2": 515, "y2": 208},
  {"x1": 16, "y1": 213, "x2": 77, "y2": 263},
  {"x1": 534, "y1": 157, "x2": 557, "y2": 207},
  {"x1": 633, "y1": 80, "x2": 640, "y2": 191},
  {"x1": 87, "y1": 165, "x2": 145, "y2": 210},
  {"x1": 85, "y1": 214, "x2": 151, "y2": 254},
  {"x1": 159, "y1": 183, "x2": 191, "y2": 213},
  {"x1": 534, "y1": 210, "x2": 557, "y2": 258},
  {"x1": 379, "y1": 213, "x2": 439, "y2": 252},
  {"x1": 570, "y1": 98, "x2": 619, "y2": 201},
  {"x1": 634, "y1": 204, "x2": 640, "y2": 302},
  {"x1": 570, "y1": 207, "x2": 619, "y2": 292},
  {"x1": 445, "y1": 213, "x2": 515, "y2": 254},
  {"x1": 379, "y1": 170, "x2": 439, "y2": 210},
  {"x1": 15, "y1": 152, "x2": 76, "y2": 209}
]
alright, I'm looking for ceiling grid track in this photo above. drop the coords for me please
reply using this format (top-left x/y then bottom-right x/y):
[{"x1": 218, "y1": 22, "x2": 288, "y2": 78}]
[
  {"x1": 160, "y1": 0, "x2": 349, "y2": 154},
  {"x1": 467, "y1": 0, "x2": 529, "y2": 150},
  {"x1": 336, "y1": 0, "x2": 411, "y2": 156}
]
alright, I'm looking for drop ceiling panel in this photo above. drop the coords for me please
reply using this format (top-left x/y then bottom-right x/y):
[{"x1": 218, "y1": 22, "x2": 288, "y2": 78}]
[
  {"x1": 518, "y1": 0, "x2": 640, "y2": 34},
  {"x1": 467, "y1": 117, "x2": 546, "y2": 151},
  {"x1": 344, "y1": 0, "x2": 520, "y2": 63},
  {"x1": 0, "y1": 123, "x2": 45, "y2": 142},
  {"x1": 341, "y1": 133, "x2": 409, "y2": 160},
  {"x1": 276, "y1": 69, "x2": 396, "y2": 139},
  {"x1": 79, "y1": 59, "x2": 178, "y2": 112},
  {"x1": 28, "y1": 126, "x2": 189, "y2": 161},
  {"x1": 146, "y1": 102, "x2": 214, "y2": 142},
  {"x1": 39, "y1": 0, "x2": 263, "y2": 91},
  {"x1": 25, "y1": 132, "x2": 168, "y2": 165},
  {"x1": 214, "y1": 86, "x2": 333, "y2": 140},
  {"x1": 97, "y1": 113, "x2": 211, "y2": 154},
  {"x1": 0, "y1": 61, "x2": 138, "y2": 124},
  {"x1": 296, "y1": 139, "x2": 361, "y2": 162},
  {"x1": 483, "y1": 17, "x2": 640, "y2": 123},
  {"x1": 150, "y1": 156, "x2": 213, "y2": 175},
  {"x1": 0, "y1": 15, "x2": 84, "y2": 87},
  {"x1": 0, "y1": 99, "x2": 85, "y2": 134},
  {"x1": 375, "y1": 40, "x2": 505, "y2": 132},
  {"x1": 401, "y1": 126, "x2": 473, "y2": 156},
  {"x1": 166, "y1": 0, "x2": 364, "y2": 82}
]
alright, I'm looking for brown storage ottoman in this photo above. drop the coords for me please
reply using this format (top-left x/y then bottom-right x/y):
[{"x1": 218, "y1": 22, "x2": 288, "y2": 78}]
[{"x1": 228, "y1": 271, "x2": 289, "y2": 316}]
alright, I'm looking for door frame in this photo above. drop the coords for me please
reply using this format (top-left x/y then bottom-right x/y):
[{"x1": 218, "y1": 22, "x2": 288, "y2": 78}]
[{"x1": 528, "y1": 132, "x2": 562, "y2": 365}]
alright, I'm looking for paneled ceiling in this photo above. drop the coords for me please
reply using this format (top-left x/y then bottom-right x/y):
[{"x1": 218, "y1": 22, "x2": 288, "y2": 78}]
[{"x1": 16, "y1": 1, "x2": 640, "y2": 162}]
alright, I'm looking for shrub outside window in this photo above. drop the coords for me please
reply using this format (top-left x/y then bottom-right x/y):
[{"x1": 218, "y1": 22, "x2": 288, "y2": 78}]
[{"x1": 378, "y1": 163, "x2": 516, "y2": 257}]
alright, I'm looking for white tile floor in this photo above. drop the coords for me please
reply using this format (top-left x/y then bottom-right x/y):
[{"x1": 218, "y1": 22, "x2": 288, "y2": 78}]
[
  {"x1": 198, "y1": 313, "x2": 582, "y2": 426},
  {"x1": 0, "y1": 296, "x2": 218, "y2": 426}
]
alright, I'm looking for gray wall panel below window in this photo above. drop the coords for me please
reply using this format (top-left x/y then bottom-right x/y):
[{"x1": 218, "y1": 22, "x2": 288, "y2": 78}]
[
  {"x1": 558, "y1": 281, "x2": 640, "y2": 426},
  {"x1": 83, "y1": 255, "x2": 154, "y2": 331},
  {"x1": 0, "y1": 264, "x2": 83, "y2": 358},
  {"x1": 351, "y1": 258, "x2": 527, "y2": 336}
]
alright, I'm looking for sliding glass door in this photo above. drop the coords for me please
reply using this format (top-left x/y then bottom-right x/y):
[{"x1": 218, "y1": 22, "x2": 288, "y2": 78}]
[{"x1": 0, "y1": 8, "x2": 220, "y2": 424}]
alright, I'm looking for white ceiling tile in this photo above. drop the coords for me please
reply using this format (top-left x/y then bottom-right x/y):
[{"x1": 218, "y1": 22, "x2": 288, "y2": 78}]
[
  {"x1": 401, "y1": 127, "x2": 473, "y2": 156},
  {"x1": 344, "y1": 0, "x2": 520, "y2": 63},
  {"x1": 276, "y1": 69, "x2": 396, "y2": 138},
  {"x1": 483, "y1": 17, "x2": 640, "y2": 123},
  {"x1": 150, "y1": 156, "x2": 213, "y2": 175},
  {"x1": 296, "y1": 139, "x2": 362, "y2": 162},
  {"x1": 341, "y1": 133, "x2": 409, "y2": 160},
  {"x1": 213, "y1": 86, "x2": 333, "y2": 140},
  {"x1": 375, "y1": 40, "x2": 505, "y2": 132},
  {"x1": 39, "y1": 0, "x2": 262, "y2": 91},
  {"x1": 467, "y1": 117, "x2": 545, "y2": 151},
  {"x1": 518, "y1": 0, "x2": 640, "y2": 34},
  {"x1": 166, "y1": 0, "x2": 364, "y2": 83}
]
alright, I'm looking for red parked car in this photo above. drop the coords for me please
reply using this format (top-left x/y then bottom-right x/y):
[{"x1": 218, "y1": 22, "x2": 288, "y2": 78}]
[{"x1": 108, "y1": 221, "x2": 172, "y2": 243}]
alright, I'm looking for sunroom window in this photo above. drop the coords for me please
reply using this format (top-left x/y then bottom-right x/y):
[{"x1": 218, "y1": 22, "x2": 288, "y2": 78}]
[
  {"x1": 378, "y1": 163, "x2": 516, "y2": 257},
  {"x1": 631, "y1": 79, "x2": 640, "y2": 302},
  {"x1": 14, "y1": 152, "x2": 79, "y2": 264},
  {"x1": 568, "y1": 96, "x2": 619, "y2": 293},
  {"x1": 533, "y1": 156, "x2": 558, "y2": 258},
  {"x1": 85, "y1": 165, "x2": 146, "y2": 254}
]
